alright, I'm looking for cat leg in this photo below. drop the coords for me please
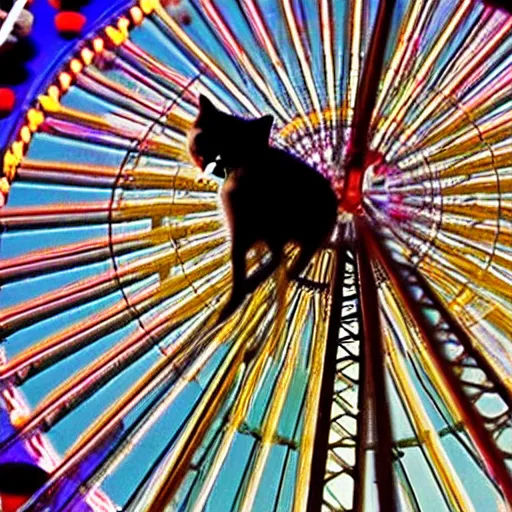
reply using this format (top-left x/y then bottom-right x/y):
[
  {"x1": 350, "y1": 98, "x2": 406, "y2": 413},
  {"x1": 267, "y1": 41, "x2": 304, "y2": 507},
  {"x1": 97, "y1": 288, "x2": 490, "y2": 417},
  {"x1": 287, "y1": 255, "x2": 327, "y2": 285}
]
[
  {"x1": 287, "y1": 242, "x2": 328, "y2": 291},
  {"x1": 244, "y1": 247, "x2": 282, "y2": 296},
  {"x1": 218, "y1": 233, "x2": 248, "y2": 322},
  {"x1": 219, "y1": 246, "x2": 282, "y2": 325},
  {"x1": 287, "y1": 242, "x2": 316, "y2": 280}
]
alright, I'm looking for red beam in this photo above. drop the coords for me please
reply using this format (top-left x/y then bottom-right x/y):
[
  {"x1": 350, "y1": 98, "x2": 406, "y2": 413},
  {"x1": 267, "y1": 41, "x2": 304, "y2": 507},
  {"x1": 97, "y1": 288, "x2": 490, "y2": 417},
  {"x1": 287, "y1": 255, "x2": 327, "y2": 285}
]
[
  {"x1": 356, "y1": 217, "x2": 397, "y2": 512},
  {"x1": 366, "y1": 224, "x2": 512, "y2": 505},
  {"x1": 341, "y1": 0, "x2": 396, "y2": 212},
  {"x1": 413, "y1": 265, "x2": 512, "y2": 411}
]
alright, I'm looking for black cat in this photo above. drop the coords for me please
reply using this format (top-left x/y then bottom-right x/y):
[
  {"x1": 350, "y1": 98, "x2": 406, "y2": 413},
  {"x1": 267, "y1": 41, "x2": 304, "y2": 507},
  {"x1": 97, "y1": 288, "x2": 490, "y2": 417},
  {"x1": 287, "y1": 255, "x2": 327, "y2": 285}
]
[{"x1": 188, "y1": 95, "x2": 338, "y2": 321}]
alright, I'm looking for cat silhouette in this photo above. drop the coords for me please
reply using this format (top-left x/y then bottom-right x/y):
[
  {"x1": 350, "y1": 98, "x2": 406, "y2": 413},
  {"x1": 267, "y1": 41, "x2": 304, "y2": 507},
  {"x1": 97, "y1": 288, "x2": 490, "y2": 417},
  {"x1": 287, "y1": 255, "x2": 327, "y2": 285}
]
[{"x1": 188, "y1": 95, "x2": 338, "y2": 321}]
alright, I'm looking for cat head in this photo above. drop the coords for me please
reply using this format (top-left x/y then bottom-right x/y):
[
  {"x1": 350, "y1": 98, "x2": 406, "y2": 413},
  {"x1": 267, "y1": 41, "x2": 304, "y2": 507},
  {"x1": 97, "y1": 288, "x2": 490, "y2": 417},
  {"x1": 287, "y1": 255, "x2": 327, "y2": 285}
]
[{"x1": 188, "y1": 94, "x2": 273, "y2": 171}]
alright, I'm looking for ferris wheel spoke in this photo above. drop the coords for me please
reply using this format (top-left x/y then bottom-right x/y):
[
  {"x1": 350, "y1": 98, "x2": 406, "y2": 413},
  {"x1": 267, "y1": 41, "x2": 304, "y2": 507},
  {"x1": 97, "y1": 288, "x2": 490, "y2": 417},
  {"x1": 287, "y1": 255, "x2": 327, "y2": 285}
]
[
  {"x1": 19, "y1": 303, "x2": 224, "y2": 511},
  {"x1": 381, "y1": 315, "x2": 475, "y2": 511},
  {"x1": 0, "y1": 272, "x2": 230, "y2": 454},
  {"x1": 396, "y1": 18, "x2": 512, "y2": 154},
  {"x1": 150, "y1": 2, "x2": 260, "y2": 116},
  {"x1": 194, "y1": 0, "x2": 292, "y2": 122},
  {"x1": 0, "y1": 253, "x2": 230, "y2": 387},
  {"x1": 117, "y1": 251, "x2": 334, "y2": 511},
  {"x1": 0, "y1": 233, "x2": 225, "y2": 334},
  {"x1": 171, "y1": 284, "x2": 300, "y2": 511},
  {"x1": 366, "y1": 223, "x2": 512, "y2": 504},
  {"x1": 76, "y1": 65, "x2": 186, "y2": 124},
  {"x1": 372, "y1": 0, "x2": 437, "y2": 133},
  {"x1": 124, "y1": 280, "x2": 281, "y2": 510},
  {"x1": 235, "y1": 0, "x2": 314, "y2": 124},
  {"x1": 0, "y1": 214, "x2": 221, "y2": 285},
  {"x1": 373, "y1": 0, "x2": 476, "y2": 156},
  {"x1": 0, "y1": 1, "x2": 511, "y2": 510}
]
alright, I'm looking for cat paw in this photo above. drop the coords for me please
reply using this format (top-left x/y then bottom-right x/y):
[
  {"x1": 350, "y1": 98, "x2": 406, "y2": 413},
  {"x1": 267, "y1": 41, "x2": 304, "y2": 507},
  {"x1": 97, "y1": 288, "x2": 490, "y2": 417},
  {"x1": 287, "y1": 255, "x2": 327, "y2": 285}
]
[
  {"x1": 217, "y1": 306, "x2": 233, "y2": 323},
  {"x1": 217, "y1": 295, "x2": 242, "y2": 323}
]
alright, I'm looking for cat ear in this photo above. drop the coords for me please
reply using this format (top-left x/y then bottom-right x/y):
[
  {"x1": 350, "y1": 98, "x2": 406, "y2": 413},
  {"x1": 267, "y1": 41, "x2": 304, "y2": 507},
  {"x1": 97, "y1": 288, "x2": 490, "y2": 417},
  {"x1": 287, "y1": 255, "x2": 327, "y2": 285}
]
[
  {"x1": 198, "y1": 94, "x2": 217, "y2": 115},
  {"x1": 254, "y1": 115, "x2": 274, "y2": 142}
]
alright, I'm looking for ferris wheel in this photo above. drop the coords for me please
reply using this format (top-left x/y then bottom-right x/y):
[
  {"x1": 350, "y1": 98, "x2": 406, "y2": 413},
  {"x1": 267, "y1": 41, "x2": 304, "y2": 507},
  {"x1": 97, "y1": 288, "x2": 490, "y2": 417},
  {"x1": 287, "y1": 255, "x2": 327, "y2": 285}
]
[{"x1": 0, "y1": 0, "x2": 511, "y2": 510}]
